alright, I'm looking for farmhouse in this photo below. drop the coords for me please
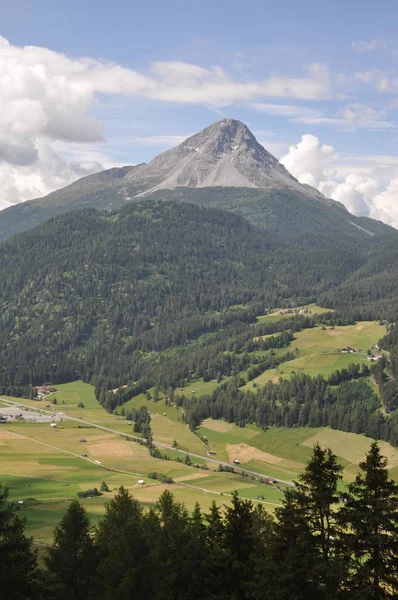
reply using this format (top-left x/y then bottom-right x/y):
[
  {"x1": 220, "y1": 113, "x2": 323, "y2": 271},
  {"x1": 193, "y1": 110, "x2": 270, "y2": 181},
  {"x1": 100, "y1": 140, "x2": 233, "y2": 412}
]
[
  {"x1": 340, "y1": 346, "x2": 357, "y2": 354},
  {"x1": 33, "y1": 385, "x2": 57, "y2": 395},
  {"x1": 367, "y1": 353, "x2": 383, "y2": 361}
]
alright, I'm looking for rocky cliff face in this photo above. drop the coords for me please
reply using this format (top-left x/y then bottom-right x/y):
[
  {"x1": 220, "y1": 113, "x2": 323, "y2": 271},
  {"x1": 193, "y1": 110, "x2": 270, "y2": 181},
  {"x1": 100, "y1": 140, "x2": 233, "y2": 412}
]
[{"x1": 124, "y1": 119, "x2": 314, "y2": 198}]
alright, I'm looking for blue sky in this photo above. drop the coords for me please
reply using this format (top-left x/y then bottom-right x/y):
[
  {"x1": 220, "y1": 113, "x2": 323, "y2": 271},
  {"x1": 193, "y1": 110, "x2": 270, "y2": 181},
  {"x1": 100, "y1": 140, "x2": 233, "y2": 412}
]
[{"x1": 2, "y1": 0, "x2": 398, "y2": 225}]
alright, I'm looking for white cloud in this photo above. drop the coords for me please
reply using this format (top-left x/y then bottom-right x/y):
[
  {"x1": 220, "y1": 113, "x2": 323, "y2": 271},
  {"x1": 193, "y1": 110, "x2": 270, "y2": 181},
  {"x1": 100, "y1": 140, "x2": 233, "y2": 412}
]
[
  {"x1": 372, "y1": 179, "x2": 398, "y2": 225},
  {"x1": 281, "y1": 134, "x2": 336, "y2": 188},
  {"x1": 281, "y1": 134, "x2": 398, "y2": 226},
  {"x1": 353, "y1": 69, "x2": 398, "y2": 94}
]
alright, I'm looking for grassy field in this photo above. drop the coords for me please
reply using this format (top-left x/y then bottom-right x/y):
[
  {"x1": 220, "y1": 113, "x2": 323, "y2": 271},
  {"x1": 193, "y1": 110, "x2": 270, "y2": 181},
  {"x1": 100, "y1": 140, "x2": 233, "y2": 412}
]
[
  {"x1": 256, "y1": 303, "x2": 332, "y2": 323},
  {"x1": 246, "y1": 321, "x2": 384, "y2": 387},
  {"x1": 2, "y1": 390, "x2": 397, "y2": 542},
  {"x1": 198, "y1": 419, "x2": 398, "y2": 484},
  {"x1": 0, "y1": 384, "x2": 288, "y2": 541}
]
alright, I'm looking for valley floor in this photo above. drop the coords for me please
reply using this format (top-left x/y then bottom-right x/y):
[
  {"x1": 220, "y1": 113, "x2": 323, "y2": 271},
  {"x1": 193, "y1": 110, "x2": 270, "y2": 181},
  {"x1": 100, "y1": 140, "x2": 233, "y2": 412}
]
[
  {"x1": 0, "y1": 312, "x2": 391, "y2": 542},
  {"x1": 1, "y1": 358, "x2": 396, "y2": 543}
]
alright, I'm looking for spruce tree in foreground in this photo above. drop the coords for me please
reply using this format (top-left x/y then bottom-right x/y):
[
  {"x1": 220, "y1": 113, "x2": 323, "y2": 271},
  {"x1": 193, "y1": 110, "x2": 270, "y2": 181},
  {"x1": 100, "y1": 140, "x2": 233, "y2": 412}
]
[
  {"x1": 266, "y1": 444, "x2": 346, "y2": 600},
  {"x1": 95, "y1": 486, "x2": 153, "y2": 600},
  {"x1": 340, "y1": 441, "x2": 398, "y2": 599},
  {"x1": 0, "y1": 484, "x2": 40, "y2": 600},
  {"x1": 45, "y1": 499, "x2": 96, "y2": 600}
]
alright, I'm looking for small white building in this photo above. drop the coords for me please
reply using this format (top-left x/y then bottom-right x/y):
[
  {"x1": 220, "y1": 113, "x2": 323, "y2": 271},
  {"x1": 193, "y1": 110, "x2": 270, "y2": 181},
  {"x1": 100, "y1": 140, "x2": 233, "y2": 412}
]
[{"x1": 138, "y1": 479, "x2": 145, "y2": 485}]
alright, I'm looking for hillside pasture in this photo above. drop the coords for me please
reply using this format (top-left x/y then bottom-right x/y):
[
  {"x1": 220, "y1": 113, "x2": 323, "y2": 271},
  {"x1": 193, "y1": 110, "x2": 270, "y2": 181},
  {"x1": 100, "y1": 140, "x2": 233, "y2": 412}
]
[
  {"x1": 246, "y1": 321, "x2": 384, "y2": 387},
  {"x1": 256, "y1": 303, "x2": 331, "y2": 323}
]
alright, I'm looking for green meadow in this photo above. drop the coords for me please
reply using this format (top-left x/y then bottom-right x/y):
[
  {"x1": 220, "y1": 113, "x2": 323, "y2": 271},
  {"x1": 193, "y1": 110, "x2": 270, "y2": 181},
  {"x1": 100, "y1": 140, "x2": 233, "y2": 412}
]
[
  {"x1": 0, "y1": 383, "x2": 287, "y2": 541},
  {"x1": 246, "y1": 320, "x2": 384, "y2": 387},
  {"x1": 255, "y1": 303, "x2": 331, "y2": 323},
  {"x1": 0, "y1": 317, "x2": 393, "y2": 543}
]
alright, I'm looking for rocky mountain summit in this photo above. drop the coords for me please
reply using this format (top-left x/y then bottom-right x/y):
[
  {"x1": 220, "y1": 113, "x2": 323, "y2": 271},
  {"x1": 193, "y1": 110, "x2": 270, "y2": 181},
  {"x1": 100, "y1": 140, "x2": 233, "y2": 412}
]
[{"x1": 124, "y1": 119, "x2": 314, "y2": 197}]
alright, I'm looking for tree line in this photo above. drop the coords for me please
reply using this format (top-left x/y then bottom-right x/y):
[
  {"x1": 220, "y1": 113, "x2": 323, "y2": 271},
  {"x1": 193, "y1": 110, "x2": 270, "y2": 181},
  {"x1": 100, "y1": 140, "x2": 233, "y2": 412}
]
[
  {"x1": 2, "y1": 443, "x2": 398, "y2": 599},
  {"x1": 178, "y1": 369, "x2": 398, "y2": 446}
]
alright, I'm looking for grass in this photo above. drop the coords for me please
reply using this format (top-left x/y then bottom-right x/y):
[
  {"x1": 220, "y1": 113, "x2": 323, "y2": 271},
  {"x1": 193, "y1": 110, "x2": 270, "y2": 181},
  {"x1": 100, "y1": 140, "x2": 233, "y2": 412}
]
[
  {"x1": 256, "y1": 303, "x2": 331, "y2": 323},
  {"x1": 246, "y1": 321, "x2": 384, "y2": 387},
  {"x1": 0, "y1": 388, "x2": 283, "y2": 541},
  {"x1": 250, "y1": 427, "x2": 324, "y2": 463},
  {"x1": 195, "y1": 420, "x2": 398, "y2": 487}
]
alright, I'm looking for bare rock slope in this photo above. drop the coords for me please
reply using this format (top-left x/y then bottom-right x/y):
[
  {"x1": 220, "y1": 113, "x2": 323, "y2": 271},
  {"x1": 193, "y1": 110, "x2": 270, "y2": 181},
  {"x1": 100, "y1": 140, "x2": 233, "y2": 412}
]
[{"x1": 125, "y1": 119, "x2": 319, "y2": 199}]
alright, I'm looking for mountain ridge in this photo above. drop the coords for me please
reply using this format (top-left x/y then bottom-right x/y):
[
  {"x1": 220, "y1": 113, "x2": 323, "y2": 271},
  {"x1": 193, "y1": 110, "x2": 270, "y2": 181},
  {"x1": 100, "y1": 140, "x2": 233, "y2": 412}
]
[{"x1": 0, "y1": 118, "x2": 394, "y2": 243}]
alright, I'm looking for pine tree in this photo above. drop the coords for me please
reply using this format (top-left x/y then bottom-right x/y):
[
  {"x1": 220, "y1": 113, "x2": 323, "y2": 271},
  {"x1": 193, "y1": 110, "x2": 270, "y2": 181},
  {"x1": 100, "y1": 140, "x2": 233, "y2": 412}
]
[
  {"x1": 340, "y1": 442, "x2": 398, "y2": 598},
  {"x1": 204, "y1": 501, "x2": 226, "y2": 598},
  {"x1": 45, "y1": 499, "x2": 96, "y2": 600},
  {"x1": 153, "y1": 490, "x2": 194, "y2": 600},
  {"x1": 222, "y1": 492, "x2": 256, "y2": 600},
  {"x1": 265, "y1": 489, "x2": 321, "y2": 599},
  {"x1": 95, "y1": 487, "x2": 153, "y2": 600},
  {"x1": 0, "y1": 484, "x2": 40, "y2": 600},
  {"x1": 266, "y1": 444, "x2": 346, "y2": 599}
]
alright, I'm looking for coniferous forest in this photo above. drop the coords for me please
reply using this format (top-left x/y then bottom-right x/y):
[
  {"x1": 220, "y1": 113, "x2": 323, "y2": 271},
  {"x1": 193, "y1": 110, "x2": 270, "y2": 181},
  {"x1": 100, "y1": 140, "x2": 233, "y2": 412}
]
[
  {"x1": 1, "y1": 198, "x2": 398, "y2": 394},
  {"x1": 1, "y1": 443, "x2": 398, "y2": 600}
]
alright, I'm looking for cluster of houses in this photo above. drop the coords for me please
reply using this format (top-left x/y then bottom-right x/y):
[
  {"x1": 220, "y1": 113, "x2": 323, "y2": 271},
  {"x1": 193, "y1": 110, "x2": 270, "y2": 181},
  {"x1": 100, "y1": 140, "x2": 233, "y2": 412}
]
[
  {"x1": 338, "y1": 346, "x2": 383, "y2": 360},
  {"x1": 33, "y1": 385, "x2": 57, "y2": 398},
  {"x1": 340, "y1": 346, "x2": 360, "y2": 354},
  {"x1": 279, "y1": 308, "x2": 311, "y2": 316}
]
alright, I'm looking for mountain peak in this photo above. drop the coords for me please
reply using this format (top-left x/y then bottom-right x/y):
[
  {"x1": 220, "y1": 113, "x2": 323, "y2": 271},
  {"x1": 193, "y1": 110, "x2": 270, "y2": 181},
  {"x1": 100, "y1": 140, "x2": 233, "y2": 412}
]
[
  {"x1": 126, "y1": 118, "x2": 308, "y2": 195},
  {"x1": 178, "y1": 118, "x2": 278, "y2": 166}
]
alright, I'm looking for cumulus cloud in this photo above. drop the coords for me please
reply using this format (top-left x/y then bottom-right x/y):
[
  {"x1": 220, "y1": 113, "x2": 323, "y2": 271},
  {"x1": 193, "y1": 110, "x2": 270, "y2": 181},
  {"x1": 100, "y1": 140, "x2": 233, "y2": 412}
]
[
  {"x1": 281, "y1": 134, "x2": 336, "y2": 188},
  {"x1": 281, "y1": 134, "x2": 398, "y2": 226},
  {"x1": 0, "y1": 36, "x2": 332, "y2": 208}
]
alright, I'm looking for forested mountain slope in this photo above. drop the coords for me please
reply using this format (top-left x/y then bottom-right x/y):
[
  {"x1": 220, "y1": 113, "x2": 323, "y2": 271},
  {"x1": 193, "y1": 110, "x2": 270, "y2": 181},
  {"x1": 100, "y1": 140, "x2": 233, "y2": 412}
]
[
  {"x1": 1, "y1": 194, "x2": 398, "y2": 394},
  {"x1": 1, "y1": 196, "x2": 398, "y2": 392},
  {"x1": 0, "y1": 201, "x2": 290, "y2": 387}
]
